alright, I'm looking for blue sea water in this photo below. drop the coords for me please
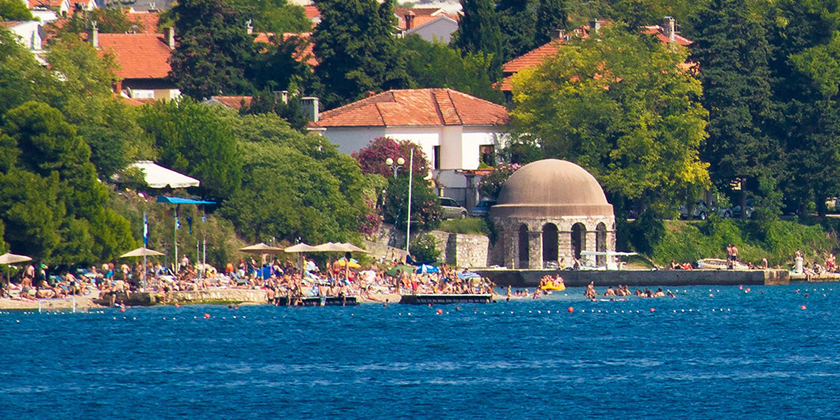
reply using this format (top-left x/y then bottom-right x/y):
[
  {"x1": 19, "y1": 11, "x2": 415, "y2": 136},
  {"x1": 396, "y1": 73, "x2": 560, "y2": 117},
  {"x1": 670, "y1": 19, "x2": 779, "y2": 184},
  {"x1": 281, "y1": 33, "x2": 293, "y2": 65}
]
[{"x1": 2, "y1": 284, "x2": 840, "y2": 419}]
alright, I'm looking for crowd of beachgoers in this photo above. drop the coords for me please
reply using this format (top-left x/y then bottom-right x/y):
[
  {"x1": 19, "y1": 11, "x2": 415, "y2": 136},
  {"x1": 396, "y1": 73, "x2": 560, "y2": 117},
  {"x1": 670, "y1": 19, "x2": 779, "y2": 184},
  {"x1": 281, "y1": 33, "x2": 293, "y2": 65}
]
[{"x1": 0, "y1": 255, "x2": 496, "y2": 307}]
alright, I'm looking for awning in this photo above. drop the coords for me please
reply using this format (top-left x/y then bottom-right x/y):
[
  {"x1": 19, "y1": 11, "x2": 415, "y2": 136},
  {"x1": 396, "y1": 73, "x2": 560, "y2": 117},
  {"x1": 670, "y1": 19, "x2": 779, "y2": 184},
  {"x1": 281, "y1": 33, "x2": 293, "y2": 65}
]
[
  {"x1": 131, "y1": 161, "x2": 200, "y2": 189},
  {"x1": 156, "y1": 196, "x2": 216, "y2": 205}
]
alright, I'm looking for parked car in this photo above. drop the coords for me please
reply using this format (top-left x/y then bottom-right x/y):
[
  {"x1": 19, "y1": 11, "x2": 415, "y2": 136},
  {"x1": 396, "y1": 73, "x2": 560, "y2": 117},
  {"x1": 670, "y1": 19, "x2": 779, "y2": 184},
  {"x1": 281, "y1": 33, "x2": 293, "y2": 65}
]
[
  {"x1": 679, "y1": 200, "x2": 731, "y2": 220},
  {"x1": 679, "y1": 200, "x2": 712, "y2": 220},
  {"x1": 470, "y1": 200, "x2": 497, "y2": 217},
  {"x1": 732, "y1": 198, "x2": 755, "y2": 219},
  {"x1": 439, "y1": 197, "x2": 468, "y2": 219}
]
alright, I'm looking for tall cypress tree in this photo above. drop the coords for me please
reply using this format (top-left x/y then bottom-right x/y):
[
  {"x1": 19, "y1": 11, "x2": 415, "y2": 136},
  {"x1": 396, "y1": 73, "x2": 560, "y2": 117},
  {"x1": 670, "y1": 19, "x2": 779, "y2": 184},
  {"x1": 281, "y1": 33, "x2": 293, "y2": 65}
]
[
  {"x1": 312, "y1": 0, "x2": 410, "y2": 108},
  {"x1": 451, "y1": 0, "x2": 503, "y2": 79},
  {"x1": 169, "y1": 0, "x2": 256, "y2": 99},
  {"x1": 690, "y1": 0, "x2": 779, "y2": 215},
  {"x1": 535, "y1": 0, "x2": 567, "y2": 45},
  {"x1": 497, "y1": 0, "x2": 537, "y2": 61}
]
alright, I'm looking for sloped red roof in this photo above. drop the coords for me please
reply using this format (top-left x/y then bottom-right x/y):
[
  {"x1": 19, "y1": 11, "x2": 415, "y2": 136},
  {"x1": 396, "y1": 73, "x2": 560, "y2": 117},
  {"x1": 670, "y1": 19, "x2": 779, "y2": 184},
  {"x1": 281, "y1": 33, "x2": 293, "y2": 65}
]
[
  {"x1": 303, "y1": 5, "x2": 319, "y2": 20},
  {"x1": 0, "y1": 21, "x2": 22, "y2": 28},
  {"x1": 209, "y1": 96, "x2": 253, "y2": 110},
  {"x1": 316, "y1": 89, "x2": 508, "y2": 128},
  {"x1": 98, "y1": 33, "x2": 171, "y2": 79},
  {"x1": 128, "y1": 11, "x2": 160, "y2": 34},
  {"x1": 395, "y1": 7, "x2": 459, "y2": 30},
  {"x1": 503, "y1": 40, "x2": 563, "y2": 74},
  {"x1": 642, "y1": 25, "x2": 692, "y2": 46}
]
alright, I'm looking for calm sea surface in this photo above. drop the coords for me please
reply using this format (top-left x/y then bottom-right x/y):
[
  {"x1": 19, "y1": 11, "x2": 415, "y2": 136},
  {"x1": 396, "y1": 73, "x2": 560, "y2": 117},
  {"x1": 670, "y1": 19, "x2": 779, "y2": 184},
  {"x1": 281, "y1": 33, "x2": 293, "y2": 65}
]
[{"x1": 2, "y1": 284, "x2": 840, "y2": 419}]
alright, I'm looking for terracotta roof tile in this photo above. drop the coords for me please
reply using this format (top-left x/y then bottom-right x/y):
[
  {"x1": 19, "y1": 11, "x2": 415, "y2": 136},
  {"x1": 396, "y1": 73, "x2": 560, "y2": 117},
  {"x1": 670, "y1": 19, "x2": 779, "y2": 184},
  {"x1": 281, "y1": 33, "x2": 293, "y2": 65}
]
[
  {"x1": 128, "y1": 11, "x2": 160, "y2": 34},
  {"x1": 303, "y1": 5, "x2": 319, "y2": 20},
  {"x1": 395, "y1": 7, "x2": 459, "y2": 30},
  {"x1": 642, "y1": 25, "x2": 692, "y2": 46},
  {"x1": 97, "y1": 33, "x2": 171, "y2": 79},
  {"x1": 252, "y1": 32, "x2": 317, "y2": 66},
  {"x1": 317, "y1": 89, "x2": 508, "y2": 128},
  {"x1": 0, "y1": 21, "x2": 22, "y2": 28},
  {"x1": 503, "y1": 40, "x2": 563, "y2": 74},
  {"x1": 209, "y1": 96, "x2": 252, "y2": 110}
]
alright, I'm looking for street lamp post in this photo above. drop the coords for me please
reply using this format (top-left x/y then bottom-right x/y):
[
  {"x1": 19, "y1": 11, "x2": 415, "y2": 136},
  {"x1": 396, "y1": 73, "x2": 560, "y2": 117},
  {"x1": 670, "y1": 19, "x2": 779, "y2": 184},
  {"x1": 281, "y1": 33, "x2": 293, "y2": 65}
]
[{"x1": 385, "y1": 157, "x2": 405, "y2": 179}]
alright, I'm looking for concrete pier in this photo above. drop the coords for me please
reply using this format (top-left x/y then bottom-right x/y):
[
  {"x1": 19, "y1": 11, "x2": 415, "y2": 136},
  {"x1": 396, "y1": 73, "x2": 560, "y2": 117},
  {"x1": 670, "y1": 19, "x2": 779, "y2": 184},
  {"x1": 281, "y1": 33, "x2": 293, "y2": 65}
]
[{"x1": 473, "y1": 269, "x2": 790, "y2": 288}]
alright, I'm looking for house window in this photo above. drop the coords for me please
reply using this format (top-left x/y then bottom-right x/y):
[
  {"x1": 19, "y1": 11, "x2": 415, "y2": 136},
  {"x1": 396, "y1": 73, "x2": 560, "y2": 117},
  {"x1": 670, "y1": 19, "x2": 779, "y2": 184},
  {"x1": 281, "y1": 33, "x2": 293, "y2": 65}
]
[
  {"x1": 480, "y1": 145, "x2": 495, "y2": 167},
  {"x1": 433, "y1": 146, "x2": 441, "y2": 170}
]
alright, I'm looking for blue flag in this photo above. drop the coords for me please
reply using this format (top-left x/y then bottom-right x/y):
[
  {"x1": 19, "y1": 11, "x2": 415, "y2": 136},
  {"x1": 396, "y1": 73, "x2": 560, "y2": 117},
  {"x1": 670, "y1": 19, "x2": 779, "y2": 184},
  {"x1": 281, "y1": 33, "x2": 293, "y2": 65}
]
[
  {"x1": 175, "y1": 216, "x2": 180, "y2": 230},
  {"x1": 143, "y1": 212, "x2": 148, "y2": 247}
]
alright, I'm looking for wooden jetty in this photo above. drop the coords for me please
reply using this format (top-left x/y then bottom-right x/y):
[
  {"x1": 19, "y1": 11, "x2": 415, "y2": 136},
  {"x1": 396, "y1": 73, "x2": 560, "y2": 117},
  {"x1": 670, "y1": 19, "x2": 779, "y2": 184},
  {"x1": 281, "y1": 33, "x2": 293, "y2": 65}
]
[
  {"x1": 399, "y1": 294, "x2": 494, "y2": 305},
  {"x1": 275, "y1": 296, "x2": 359, "y2": 306}
]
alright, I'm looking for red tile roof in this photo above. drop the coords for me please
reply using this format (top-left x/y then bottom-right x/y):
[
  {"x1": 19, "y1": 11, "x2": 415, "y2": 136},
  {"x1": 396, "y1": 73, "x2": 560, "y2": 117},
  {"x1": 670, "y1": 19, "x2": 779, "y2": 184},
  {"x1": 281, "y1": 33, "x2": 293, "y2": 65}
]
[
  {"x1": 316, "y1": 89, "x2": 508, "y2": 128},
  {"x1": 303, "y1": 5, "x2": 319, "y2": 20},
  {"x1": 128, "y1": 11, "x2": 160, "y2": 34},
  {"x1": 0, "y1": 21, "x2": 22, "y2": 28},
  {"x1": 209, "y1": 96, "x2": 253, "y2": 110},
  {"x1": 97, "y1": 33, "x2": 171, "y2": 79},
  {"x1": 642, "y1": 25, "x2": 692, "y2": 46},
  {"x1": 395, "y1": 7, "x2": 459, "y2": 30}
]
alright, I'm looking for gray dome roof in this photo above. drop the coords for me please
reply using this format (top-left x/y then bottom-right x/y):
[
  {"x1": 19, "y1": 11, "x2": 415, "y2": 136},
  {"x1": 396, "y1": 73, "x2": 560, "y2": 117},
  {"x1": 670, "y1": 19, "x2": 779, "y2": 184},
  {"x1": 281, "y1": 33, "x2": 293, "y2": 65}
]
[{"x1": 490, "y1": 159, "x2": 614, "y2": 218}]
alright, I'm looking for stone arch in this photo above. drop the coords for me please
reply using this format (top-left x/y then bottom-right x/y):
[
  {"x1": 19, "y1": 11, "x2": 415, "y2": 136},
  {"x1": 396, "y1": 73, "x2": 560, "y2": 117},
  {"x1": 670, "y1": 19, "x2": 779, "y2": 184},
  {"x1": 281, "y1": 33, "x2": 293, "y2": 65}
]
[
  {"x1": 571, "y1": 222, "x2": 586, "y2": 260},
  {"x1": 518, "y1": 223, "x2": 530, "y2": 269},
  {"x1": 596, "y1": 222, "x2": 607, "y2": 266},
  {"x1": 542, "y1": 223, "x2": 559, "y2": 265}
]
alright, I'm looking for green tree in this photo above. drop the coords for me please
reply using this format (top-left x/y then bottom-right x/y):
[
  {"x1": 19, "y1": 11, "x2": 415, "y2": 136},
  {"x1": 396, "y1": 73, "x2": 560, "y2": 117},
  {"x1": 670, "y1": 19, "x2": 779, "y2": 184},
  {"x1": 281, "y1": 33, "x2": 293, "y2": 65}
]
[
  {"x1": 312, "y1": 0, "x2": 411, "y2": 108},
  {"x1": 45, "y1": 34, "x2": 152, "y2": 179},
  {"x1": 247, "y1": 34, "x2": 317, "y2": 94},
  {"x1": 220, "y1": 113, "x2": 371, "y2": 242},
  {"x1": 233, "y1": 0, "x2": 311, "y2": 33},
  {"x1": 60, "y1": 6, "x2": 135, "y2": 34},
  {"x1": 169, "y1": 0, "x2": 256, "y2": 99},
  {"x1": 535, "y1": 0, "x2": 568, "y2": 45},
  {"x1": 383, "y1": 175, "x2": 442, "y2": 231},
  {"x1": 497, "y1": 0, "x2": 537, "y2": 61},
  {"x1": 451, "y1": 0, "x2": 503, "y2": 79},
  {"x1": 0, "y1": 0, "x2": 33, "y2": 21},
  {"x1": 0, "y1": 28, "x2": 56, "y2": 118},
  {"x1": 691, "y1": 0, "x2": 779, "y2": 217},
  {"x1": 138, "y1": 98, "x2": 243, "y2": 200},
  {"x1": 510, "y1": 25, "x2": 710, "y2": 211},
  {"x1": 401, "y1": 35, "x2": 504, "y2": 104}
]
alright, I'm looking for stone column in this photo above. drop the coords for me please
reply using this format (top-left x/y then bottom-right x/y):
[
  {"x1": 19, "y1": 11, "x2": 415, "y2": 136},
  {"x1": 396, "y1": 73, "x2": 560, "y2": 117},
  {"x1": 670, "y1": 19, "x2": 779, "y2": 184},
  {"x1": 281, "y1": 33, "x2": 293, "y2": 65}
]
[
  {"x1": 529, "y1": 230, "x2": 542, "y2": 269},
  {"x1": 558, "y1": 227, "x2": 572, "y2": 266},
  {"x1": 585, "y1": 230, "x2": 598, "y2": 266}
]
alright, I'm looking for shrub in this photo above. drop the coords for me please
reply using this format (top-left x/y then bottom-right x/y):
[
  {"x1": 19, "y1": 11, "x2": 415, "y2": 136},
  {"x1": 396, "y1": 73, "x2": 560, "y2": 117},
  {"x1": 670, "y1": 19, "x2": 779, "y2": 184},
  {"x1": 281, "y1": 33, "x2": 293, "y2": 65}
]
[
  {"x1": 409, "y1": 234, "x2": 441, "y2": 262},
  {"x1": 438, "y1": 218, "x2": 491, "y2": 236}
]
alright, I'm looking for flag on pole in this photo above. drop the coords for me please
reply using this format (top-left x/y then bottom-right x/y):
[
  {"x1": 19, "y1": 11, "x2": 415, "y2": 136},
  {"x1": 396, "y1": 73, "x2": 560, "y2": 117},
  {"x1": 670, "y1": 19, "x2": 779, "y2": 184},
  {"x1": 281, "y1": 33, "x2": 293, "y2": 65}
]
[
  {"x1": 175, "y1": 216, "x2": 180, "y2": 230},
  {"x1": 187, "y1": 216, "x2": 193, "y2": 234},
  {"x1": 143, "y1": 212, "x2": 149, "y2": 247}
]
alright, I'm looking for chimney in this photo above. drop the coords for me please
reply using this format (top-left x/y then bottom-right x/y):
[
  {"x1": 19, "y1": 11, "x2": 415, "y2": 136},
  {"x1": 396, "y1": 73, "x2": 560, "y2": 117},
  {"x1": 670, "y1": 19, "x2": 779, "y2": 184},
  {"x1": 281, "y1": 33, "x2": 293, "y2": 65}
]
[
  {"x1": 589, "y1": 19, "x2": 600, "y2": 35},
  {"x1": 404, "y1": 11, "x2": 415, "y2": 30},
  {"x1": 663, "y1": 16, "x2": 676, "y2": 42},
  {"x1": 246, "y1": 19, "x2": 253, "y2": 35},
  {"x1": 89, "y1": 21, "x2": 98, "y2": 48},
  {"x1": 167, "y1": 26, "x2": 175, "y2": 50},
  {"x1": 301, "y1": 97, "x2": 320, "y2": 122},
  {"x1": 550, "y1": 28, "x2": 566, "y2": 40}
]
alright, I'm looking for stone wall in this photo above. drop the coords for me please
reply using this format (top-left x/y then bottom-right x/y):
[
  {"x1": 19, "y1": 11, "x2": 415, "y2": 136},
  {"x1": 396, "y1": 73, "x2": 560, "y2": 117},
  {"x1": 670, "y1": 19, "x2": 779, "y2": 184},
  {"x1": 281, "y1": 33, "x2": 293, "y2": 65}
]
[
  {"x1": 429, "y1": 231, "x2": 492, "y2": 268},
  {"x1": 473, "y1": 268, "x2": 791, "y2": 288}
]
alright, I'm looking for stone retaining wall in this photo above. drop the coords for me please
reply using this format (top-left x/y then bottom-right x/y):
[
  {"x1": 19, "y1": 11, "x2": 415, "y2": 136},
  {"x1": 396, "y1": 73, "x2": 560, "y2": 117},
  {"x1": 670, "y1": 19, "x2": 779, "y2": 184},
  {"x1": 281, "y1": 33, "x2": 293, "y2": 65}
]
[{"x1": 474, "y1": 269, "x2": 790, "y2": 288}]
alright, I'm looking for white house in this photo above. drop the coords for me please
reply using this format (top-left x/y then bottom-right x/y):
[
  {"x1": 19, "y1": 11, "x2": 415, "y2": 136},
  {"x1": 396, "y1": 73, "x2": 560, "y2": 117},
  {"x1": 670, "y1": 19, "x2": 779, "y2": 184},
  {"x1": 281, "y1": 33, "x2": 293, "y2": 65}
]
[
  {"x1": 396, "y1": 8, "x2": 460, "y2": 43},
  {"x1": 310, "y1": 88, "x2": 509, "y2": 206},
  {"x1": 1, "y1": 20, "x2": 44, "y2": 52}
]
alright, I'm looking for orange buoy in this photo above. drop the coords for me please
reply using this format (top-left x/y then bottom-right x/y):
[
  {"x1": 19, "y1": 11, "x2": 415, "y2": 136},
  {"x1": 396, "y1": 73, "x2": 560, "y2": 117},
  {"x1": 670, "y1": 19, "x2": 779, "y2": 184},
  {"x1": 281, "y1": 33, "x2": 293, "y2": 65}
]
[
  {"x1": 801, "y1": 305, "x2": 807, "y2": 310},
  {"x1": 436, "y1": 309, "x2": 443, "y2": 315},
  {"x1": 204, "y1": 313, "x2": 211, "y2": 319},
  {"x1": 567, "y1": 307, "x2": 574, "y2": 313},
  {"x1": 119, "y1": 307, "x2": 125, "y2": 313},
  {"x1": 650, "y1": 308, "x2": 655, "y2": 312}
]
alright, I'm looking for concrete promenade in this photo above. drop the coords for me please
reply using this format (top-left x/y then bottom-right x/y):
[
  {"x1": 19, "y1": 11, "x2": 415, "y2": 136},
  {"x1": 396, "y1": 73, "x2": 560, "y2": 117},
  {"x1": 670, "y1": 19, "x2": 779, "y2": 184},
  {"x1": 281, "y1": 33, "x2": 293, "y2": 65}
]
[{"x1": 474, "y1": 268, "x2": 791, "y2": 288}]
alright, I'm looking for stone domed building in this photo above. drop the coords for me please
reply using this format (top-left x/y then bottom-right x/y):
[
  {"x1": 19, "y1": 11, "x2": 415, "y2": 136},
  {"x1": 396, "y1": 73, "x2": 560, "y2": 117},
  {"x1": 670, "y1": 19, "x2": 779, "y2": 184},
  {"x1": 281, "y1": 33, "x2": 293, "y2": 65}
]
[{"x1": 490, "y1": 159, "x2": 616, "y2": 269}]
